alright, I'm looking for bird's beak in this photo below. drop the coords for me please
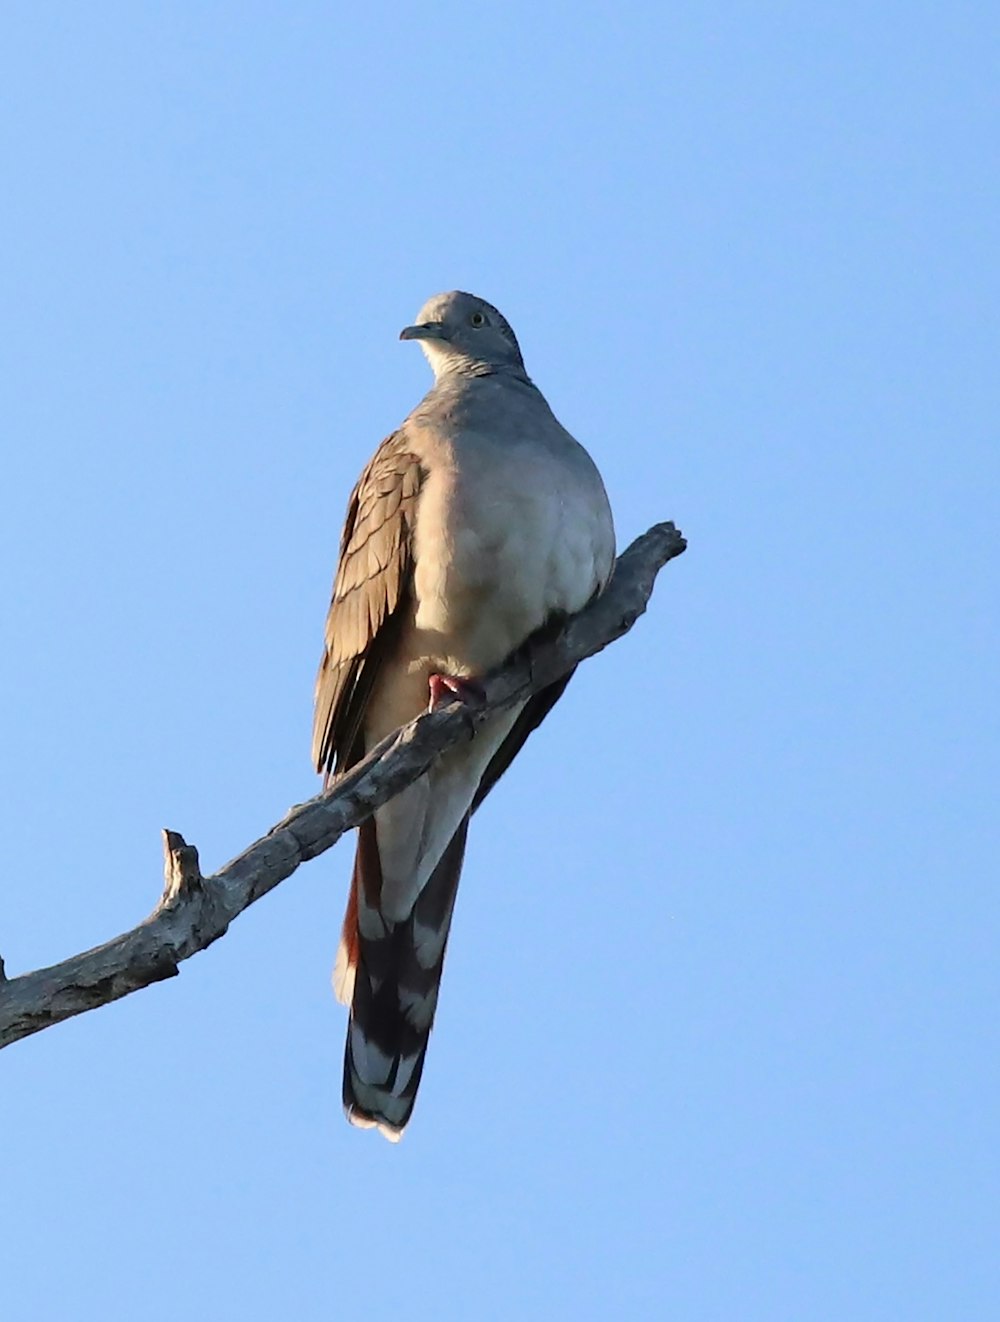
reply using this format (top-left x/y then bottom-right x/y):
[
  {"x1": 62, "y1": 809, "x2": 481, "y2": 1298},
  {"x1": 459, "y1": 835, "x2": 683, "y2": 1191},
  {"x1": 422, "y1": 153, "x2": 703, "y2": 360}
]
[{"x1": 399, "y1": 321, "x2": 448, "y2": 343}]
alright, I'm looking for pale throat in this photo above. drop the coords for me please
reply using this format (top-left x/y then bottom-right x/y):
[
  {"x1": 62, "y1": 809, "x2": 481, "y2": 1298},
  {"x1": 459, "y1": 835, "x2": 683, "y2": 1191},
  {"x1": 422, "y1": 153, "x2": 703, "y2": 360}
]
[
  {"x1": 420, "y1": 340, "x2": 497, "y2": 381},
  {"x1": 420, "y1": 340, "x2": 457, "y2": 379}
]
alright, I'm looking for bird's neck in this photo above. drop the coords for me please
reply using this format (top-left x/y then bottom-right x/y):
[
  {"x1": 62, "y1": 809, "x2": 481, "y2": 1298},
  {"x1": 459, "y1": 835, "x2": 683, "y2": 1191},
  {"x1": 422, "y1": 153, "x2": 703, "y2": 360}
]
[
  {"x1": 432, "y1": 359, "x2": 530, "y2": 384},
  {"x1": 421, "y1": 337, "x2": 528, "y2": 383}
]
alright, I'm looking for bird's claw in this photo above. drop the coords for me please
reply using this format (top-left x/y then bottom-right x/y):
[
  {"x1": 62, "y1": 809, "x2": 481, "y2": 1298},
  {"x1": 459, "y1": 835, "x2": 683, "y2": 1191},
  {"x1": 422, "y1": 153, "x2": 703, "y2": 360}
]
[{"x1": 428, "y1": 674, "x2": 487, "y2": 712}]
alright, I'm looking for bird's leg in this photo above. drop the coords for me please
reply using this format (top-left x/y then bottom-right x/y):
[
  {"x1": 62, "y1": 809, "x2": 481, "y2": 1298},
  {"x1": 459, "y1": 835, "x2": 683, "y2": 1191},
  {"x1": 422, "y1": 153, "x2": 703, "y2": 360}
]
[{"x1": 428, "y1": 674, "x2": 487, "y2": 711}]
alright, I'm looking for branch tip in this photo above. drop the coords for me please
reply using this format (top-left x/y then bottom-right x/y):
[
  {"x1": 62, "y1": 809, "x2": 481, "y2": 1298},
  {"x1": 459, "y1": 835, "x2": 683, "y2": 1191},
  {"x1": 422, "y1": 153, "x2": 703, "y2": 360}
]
[{"x1": 161, "y1": 829, "x2": 203, "y2": 903}]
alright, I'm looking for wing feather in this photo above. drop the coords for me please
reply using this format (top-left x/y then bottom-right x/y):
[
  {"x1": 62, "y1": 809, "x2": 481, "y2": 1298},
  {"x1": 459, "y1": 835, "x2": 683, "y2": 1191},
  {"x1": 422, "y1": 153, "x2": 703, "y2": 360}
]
[{"x1": 312, "y1": 433, "x2": 424, "y2": 778}]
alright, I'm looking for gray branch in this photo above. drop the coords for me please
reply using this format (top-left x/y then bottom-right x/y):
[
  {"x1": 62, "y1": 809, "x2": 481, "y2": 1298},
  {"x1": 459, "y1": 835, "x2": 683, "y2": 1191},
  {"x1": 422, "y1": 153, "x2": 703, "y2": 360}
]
[{"x1": 0, "y1": 521, "x2": 686, "y2": 1050}]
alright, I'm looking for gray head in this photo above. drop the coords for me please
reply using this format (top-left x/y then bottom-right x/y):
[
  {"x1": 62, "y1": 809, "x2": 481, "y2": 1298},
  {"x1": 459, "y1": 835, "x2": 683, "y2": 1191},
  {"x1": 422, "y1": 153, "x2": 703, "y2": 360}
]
[{"x1": 399, "y1": 291, "x2": 526, "y2": 379}]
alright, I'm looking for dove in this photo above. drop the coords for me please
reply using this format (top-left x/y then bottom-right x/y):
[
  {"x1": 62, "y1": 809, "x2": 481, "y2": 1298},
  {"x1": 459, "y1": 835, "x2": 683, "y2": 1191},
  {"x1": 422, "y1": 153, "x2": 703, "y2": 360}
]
[{"x1": 313, "y1": 291, "x2": 615, "y2": 1139}]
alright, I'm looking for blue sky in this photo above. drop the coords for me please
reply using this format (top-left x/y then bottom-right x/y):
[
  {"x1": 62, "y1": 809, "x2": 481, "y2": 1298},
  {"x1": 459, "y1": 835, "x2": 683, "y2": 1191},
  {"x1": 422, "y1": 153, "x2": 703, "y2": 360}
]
[{"x1": 2, "y1": 4, "x2": 997, "y2": 1318}]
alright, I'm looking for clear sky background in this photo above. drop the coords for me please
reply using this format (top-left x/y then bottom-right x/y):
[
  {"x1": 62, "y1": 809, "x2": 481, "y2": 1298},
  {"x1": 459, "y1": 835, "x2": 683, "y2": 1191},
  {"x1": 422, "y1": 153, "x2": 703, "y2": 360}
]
[{"x1": 2, "y1": 5, "x2": 997, "y2": 1319}]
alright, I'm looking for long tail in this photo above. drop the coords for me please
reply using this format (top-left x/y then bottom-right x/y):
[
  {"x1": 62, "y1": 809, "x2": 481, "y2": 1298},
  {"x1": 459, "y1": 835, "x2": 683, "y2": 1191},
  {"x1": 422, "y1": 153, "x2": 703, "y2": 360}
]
[{"x1": 335, "y1": 813, "x2": 470, "y2": 1141}]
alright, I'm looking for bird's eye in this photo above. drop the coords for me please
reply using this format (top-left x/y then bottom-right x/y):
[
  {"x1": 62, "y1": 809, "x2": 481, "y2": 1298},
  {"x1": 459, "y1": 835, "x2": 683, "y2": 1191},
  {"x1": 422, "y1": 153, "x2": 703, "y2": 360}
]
[{"x1": 470, "y1": 311, "x2": 486, "y2": 327}]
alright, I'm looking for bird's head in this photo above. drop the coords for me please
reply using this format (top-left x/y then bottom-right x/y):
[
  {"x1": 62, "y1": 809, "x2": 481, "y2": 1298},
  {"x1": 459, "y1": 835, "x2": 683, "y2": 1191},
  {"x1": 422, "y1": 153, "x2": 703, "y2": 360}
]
[{"x1": 400, "y1": 291, "x2": 525, "y2": 379}]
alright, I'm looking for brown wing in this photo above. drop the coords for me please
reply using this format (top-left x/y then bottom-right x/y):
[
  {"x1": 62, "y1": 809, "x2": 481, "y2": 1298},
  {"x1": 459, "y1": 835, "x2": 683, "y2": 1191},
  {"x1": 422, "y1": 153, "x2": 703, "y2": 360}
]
[{"x1": 312, "y1": 432, "x2": 424, "y2": 780}]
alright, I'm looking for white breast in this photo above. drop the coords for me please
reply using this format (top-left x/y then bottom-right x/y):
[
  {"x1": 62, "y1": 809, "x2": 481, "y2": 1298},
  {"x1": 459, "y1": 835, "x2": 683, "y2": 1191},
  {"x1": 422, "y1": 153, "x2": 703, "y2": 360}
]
[{"x1": 412, "y1": 430, "x2": 614, "y2": 675}]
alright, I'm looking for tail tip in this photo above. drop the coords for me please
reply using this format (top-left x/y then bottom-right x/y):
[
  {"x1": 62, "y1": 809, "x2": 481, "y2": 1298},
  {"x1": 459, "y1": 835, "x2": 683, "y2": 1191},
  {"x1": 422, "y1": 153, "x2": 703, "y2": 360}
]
[{"x1": 345, "y1": 1103, "x2": 405, "y2": 1143}]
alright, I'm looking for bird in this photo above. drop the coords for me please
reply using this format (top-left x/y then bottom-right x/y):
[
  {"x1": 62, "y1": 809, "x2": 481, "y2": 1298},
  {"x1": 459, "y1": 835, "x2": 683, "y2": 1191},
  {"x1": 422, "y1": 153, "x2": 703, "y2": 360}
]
[{"x1": 312, "y1": 291, "x2": 615, "y2": 1140}]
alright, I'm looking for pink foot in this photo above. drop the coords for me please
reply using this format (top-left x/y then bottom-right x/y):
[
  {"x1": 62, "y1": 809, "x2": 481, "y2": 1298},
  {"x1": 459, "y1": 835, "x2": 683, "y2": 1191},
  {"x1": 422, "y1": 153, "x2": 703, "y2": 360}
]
[{"x1": 428, "y1": 673, "x2": 487, "y2": 711}]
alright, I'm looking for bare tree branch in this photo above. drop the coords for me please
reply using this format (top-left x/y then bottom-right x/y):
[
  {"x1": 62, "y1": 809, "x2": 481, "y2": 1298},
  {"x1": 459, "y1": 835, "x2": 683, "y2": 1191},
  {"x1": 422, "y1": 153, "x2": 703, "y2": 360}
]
[{"x1": 0, "y1": 521, "x2": 686, "y2": 1050}]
